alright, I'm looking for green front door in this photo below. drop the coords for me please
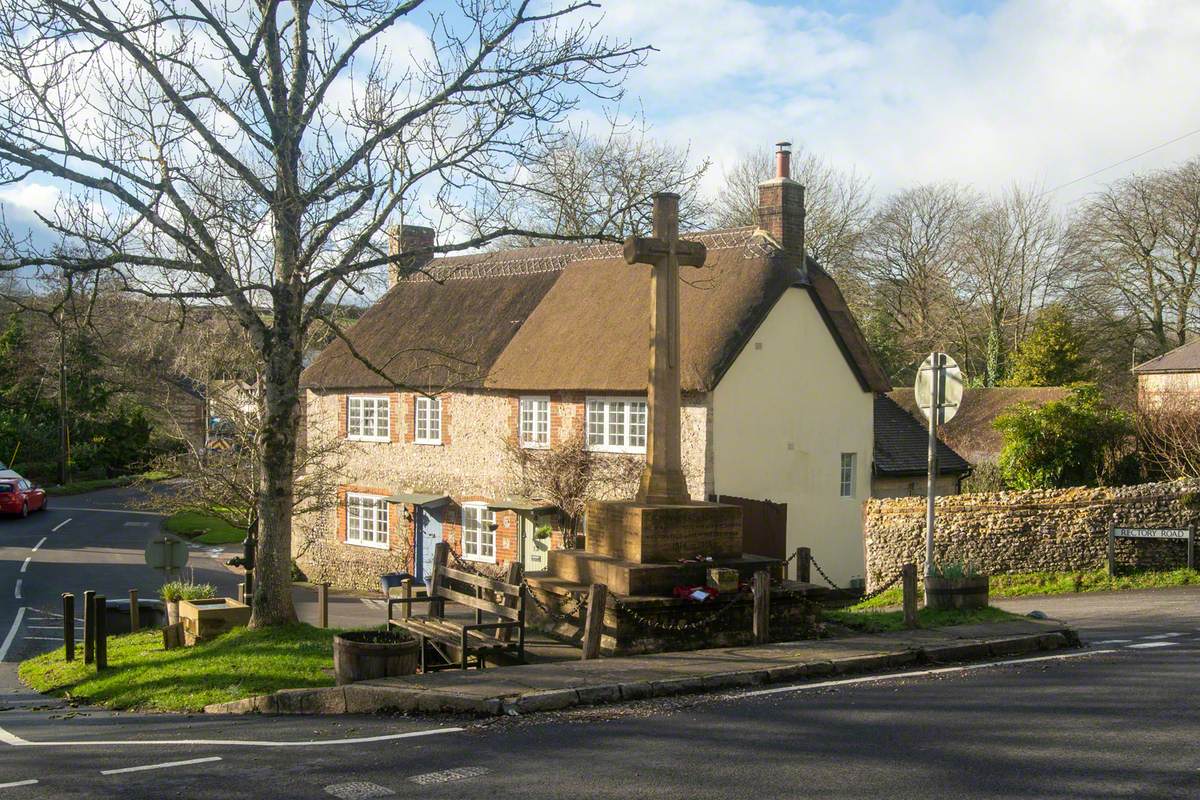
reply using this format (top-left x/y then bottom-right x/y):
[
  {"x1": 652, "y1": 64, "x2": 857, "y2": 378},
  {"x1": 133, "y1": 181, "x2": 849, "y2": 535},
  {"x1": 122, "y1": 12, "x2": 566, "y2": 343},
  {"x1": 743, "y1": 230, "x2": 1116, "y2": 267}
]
[{"x1": 521, "y1": 514, "x2": 549, "y2": 573}]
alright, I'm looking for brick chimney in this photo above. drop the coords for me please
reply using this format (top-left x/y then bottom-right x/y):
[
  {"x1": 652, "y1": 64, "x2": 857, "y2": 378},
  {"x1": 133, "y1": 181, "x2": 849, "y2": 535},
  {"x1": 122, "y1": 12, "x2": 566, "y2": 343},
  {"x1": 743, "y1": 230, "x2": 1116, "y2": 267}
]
[
  {"x1": 387, "y1": 224, "x2": 436, "y2": 288},
  {"x1": 757, "y1": 141, "x2": 805, "y2": 259}
]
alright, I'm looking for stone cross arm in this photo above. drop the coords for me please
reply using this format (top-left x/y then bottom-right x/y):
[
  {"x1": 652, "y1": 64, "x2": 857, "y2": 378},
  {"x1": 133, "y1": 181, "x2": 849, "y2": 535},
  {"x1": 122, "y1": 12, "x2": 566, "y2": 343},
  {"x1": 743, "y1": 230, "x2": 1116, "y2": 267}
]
[{"x1": 623, "y1": 236, "x2": 707, "y2": 267}]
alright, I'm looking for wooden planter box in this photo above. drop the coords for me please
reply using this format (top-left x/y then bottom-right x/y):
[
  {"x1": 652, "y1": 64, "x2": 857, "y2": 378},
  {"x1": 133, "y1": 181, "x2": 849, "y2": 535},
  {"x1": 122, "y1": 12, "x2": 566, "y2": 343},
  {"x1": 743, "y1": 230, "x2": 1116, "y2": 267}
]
[
  {"x1": 179, "y1": 598, "x2": 251, "y2": 645},
  {"x1": 926, "y1": 575, "x2": 989, "y2": 611}
]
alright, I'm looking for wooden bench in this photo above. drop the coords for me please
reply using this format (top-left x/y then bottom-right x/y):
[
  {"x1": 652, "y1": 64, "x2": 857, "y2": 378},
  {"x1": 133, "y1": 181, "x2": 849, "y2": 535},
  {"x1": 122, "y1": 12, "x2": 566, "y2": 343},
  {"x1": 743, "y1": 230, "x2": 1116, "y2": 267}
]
[{"x1": 387, "y1": 542, "x2": 525, "y2": 671}]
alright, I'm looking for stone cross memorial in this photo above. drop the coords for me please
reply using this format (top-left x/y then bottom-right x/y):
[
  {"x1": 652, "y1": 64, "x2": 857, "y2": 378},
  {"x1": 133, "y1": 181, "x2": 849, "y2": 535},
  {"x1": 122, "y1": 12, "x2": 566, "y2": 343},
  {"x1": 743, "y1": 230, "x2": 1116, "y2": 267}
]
[{"x1": 623, "y1": 192, "x2": 707, "y2": 505}]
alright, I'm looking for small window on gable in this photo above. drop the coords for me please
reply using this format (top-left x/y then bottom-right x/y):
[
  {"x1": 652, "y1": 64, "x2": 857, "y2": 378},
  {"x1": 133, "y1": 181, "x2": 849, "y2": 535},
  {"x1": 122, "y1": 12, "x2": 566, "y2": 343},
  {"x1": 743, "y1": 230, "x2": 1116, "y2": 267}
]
[
  {"x1": 585, "y1": 397, "x2": 647, "y2": 454},
  {"x1": 415, "y1": 396, "x2": 442, "y2": 444},
  {"x1": 519, "y1": 396, "x2": 550, "y2": 448},
  {"x1": 840, "y1": 453, "x2": 857, "y2": 498},
  {"x1": 347, "y1": 396, "x2": 390, "y2": 441}
]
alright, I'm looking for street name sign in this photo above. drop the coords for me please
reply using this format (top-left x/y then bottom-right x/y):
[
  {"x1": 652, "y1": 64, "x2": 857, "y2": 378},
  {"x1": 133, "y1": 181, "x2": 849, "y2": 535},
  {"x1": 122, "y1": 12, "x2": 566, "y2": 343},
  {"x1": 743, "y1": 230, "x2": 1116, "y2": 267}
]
[{"x1": 1107, "y1": 525, "x2": 1194, "y2": 575}]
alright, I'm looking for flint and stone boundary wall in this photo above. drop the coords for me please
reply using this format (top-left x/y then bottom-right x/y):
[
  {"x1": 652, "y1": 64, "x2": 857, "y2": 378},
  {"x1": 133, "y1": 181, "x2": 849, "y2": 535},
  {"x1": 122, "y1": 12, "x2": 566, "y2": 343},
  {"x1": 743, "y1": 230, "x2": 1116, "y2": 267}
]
[{"x1": 864, "y1": 479, "x2": 1200, "y2": 590}]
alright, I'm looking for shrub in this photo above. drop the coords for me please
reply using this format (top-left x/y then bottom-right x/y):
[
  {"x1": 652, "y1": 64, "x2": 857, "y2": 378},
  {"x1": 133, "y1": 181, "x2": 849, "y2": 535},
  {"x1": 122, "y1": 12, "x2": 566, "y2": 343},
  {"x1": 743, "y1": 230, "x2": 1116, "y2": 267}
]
[
  {"x1": 995, "y1": 384, "x2": 1132, "y2": 489},
  {"x1": 159, "y1": 580, "x2": 217, "y2": 603}
]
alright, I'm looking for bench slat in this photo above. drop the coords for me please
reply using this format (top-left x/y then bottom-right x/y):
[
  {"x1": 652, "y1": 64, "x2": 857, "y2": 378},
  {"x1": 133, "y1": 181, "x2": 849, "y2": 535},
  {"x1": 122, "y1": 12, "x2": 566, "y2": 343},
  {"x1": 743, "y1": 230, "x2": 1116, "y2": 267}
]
[
  {"x1": 393, "y1": 618, "x2": 510, "y2": 650},
  {"x1": 433, "y1": 584, "x2": 521, "y2": 621},
  {"x1": 440, "y1": 565, "x2": 521, "y2": 596}
]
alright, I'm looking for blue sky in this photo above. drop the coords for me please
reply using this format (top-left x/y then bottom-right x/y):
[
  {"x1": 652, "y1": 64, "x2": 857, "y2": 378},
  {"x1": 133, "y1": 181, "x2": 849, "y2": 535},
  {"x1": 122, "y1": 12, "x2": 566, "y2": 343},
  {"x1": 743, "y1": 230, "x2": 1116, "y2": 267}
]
[{"x1": 3, "y1": 0, "x2": 1198, "y2": 238}]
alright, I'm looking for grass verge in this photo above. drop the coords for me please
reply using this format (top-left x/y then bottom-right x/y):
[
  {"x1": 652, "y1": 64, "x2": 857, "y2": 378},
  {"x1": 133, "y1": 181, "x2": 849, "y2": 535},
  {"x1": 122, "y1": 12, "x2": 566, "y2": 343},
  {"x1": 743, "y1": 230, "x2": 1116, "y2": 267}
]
[
  {"x1": 854, "y1": 568, "x2": 1200, "y2": 611},
  {"x1": 824, "y1": 605, "x2": 1019, "y2": 634},
  {"x1": 19, "y1": 624, "x2": 339, "y2": 712},
  {"x1": 164, "y1": 510, "x2": 247, "y2": 544},
  {"x1": 44, "y1": 471, "x2": 172, "y2": 497}
]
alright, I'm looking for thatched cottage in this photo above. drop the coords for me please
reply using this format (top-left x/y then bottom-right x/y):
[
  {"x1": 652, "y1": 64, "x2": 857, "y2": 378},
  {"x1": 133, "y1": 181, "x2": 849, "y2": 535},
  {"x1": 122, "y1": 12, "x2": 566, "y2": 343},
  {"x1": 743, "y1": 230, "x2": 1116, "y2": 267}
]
[{"x1": 296, "y1": 145, "x2": 891, "y2": 591}]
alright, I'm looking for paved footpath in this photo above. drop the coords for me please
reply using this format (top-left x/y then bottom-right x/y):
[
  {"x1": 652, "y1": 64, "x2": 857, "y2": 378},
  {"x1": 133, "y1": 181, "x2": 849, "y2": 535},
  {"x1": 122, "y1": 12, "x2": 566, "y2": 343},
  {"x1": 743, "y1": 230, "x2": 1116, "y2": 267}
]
[{"x1": 208, "y1": 618, "x2": 1078, "y2": 715}]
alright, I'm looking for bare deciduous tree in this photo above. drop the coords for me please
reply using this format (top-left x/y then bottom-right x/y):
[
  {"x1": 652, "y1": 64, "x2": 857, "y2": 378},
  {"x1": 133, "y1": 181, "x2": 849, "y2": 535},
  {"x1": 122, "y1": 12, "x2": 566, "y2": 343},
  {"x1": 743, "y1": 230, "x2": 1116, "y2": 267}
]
[
  {"x1": 1136, "y1": 388, "x2": 1200, "y2": 480},
  {"x1": 0, "y1": 0, "x2": 648, "y2": 625}
]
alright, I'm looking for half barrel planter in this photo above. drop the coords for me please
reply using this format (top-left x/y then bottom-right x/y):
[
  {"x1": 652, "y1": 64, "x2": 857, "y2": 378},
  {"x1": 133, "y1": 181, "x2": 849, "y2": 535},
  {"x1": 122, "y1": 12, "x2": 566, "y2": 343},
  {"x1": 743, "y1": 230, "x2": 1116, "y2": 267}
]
[
  {"x1": 333, "y1": 630, "x2": 419, "y2": 685},
  {"x1": 925, "y1": 575, "x2": 989, "y2": 610}
]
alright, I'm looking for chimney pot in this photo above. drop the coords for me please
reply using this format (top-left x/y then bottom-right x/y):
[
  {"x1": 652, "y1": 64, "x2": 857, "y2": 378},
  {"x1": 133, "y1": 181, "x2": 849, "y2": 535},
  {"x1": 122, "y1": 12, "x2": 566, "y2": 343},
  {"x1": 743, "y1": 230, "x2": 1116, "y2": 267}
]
[{"x1": 775, "y1": 141, "x2": 792, "y2": 179}]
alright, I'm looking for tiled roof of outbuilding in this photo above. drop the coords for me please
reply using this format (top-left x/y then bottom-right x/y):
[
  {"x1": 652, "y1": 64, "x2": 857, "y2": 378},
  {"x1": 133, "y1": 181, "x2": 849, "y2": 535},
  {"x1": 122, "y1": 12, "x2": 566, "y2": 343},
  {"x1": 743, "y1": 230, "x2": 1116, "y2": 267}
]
[{"x1": 873, "y1": 394, "x2": 971, "y2": 477}]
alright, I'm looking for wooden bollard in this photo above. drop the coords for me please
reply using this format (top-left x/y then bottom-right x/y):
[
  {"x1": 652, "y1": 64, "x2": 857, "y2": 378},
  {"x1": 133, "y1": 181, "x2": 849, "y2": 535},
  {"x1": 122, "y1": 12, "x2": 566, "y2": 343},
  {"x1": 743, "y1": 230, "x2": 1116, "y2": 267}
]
[
  {"x1": 752, "y1": 570, "x2": 770, "y2": 644},
  {"x1": 902, "y1": 564, "x2": 918, "y2": 629},
  {"x1": 581, "y1": 582, "x2": 608, "y2": 660},
  {"x1": 399, "y1": 579, "x2": 412, "y2": 620},
  {"x1": 94, "y1": 594, "x2": 108, "y2": 671},
  {"x1": 82, "y1": 589, "x2": 95, "y2": 665},
  {"x1": 498, "y1": 563, "x2": 522, "y2": 643},
  {"x1": 317, "y1": 582, "x2": 329, "y2": 628},
  {"x1": 62, "y1": 593, "x2": 75, "y2": 662},
  {"x1": 129, "y1": 588, "x2": 140, "y2": 632},
  {"x1": 797, "y1": 547, "x2": 811, "y2": 583}
]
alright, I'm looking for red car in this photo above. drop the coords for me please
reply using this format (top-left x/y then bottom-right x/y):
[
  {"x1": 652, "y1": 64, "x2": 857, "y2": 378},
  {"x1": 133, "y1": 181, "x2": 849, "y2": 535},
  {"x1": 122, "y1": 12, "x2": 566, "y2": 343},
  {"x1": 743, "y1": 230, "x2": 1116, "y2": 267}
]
[{"x1": 0, "y1": 477, "x2": 47, "y2": 517}]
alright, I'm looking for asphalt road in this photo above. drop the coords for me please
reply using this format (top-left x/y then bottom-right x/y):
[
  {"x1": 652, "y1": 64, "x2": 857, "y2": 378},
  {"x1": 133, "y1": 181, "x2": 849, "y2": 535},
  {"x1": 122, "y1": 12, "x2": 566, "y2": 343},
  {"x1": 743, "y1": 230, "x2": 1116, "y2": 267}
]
[{"x1": 1, "y1": 491, "x2": 1198, "y2": 798}]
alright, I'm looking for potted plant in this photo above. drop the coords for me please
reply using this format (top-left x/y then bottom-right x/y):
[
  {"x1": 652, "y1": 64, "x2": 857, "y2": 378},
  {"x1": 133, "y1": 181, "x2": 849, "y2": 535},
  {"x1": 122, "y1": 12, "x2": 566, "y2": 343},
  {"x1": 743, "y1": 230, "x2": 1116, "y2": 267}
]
[
  {"x1": 925, "y1": 561, "x2": 989, "y2": 611},
  {"x1": 160, "y1": 580, "x2": 217, "y2": 625},
  {"x1": 333, "y1": 628, "x2": 419, "y2": 685},
  {"x1": 533, "y1": 524, "x2": 552, "y2": 541}
]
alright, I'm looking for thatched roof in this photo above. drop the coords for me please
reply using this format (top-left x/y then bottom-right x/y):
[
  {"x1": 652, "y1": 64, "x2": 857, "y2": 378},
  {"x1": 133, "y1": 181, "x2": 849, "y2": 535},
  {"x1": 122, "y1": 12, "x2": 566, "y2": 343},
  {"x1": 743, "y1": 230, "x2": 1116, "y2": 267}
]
[
  {"x1": 873, "y1": 395, "x2": 970, "y2": 477},
  {"x1": 888, "y1": 386, "x2": 1069, "y2": 465},
  {"x1": 302, "y1": 227, "x2": 890, "y2": 394}
]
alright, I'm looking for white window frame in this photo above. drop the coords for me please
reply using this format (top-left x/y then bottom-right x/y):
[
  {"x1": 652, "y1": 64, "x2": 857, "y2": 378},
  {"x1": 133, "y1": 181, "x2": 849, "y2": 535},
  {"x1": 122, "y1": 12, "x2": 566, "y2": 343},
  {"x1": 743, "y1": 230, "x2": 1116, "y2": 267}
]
[
  {"x1": 461, "y1": 502, "x2": 496, "y2": 563},
  {"x1": 839, "y1": 453, "x2": 857, "y2": 498},
  {"x1": 519, "y1": 395, "x2": 551, "y2": 449},
  {"x1": 347, "y1": 395, "x2": 390, "y2": 442},
  {"x1": 345, "y1": 492, "x2": 390, "y2": 549},
  {"x1": 414, "y1": 396, "x2": 442, "y2": 445},
  {"x1": 585, "y1": 396, "x2": 648, "y2": 454}
]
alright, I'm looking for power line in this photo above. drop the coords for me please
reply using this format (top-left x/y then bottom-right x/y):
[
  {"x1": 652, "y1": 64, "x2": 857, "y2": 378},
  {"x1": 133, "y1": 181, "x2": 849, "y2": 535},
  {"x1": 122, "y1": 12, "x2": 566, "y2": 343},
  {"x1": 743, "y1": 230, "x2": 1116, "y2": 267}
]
[{"x1": 1041, "y1": 125, "x2": 1200, "y2": 196}]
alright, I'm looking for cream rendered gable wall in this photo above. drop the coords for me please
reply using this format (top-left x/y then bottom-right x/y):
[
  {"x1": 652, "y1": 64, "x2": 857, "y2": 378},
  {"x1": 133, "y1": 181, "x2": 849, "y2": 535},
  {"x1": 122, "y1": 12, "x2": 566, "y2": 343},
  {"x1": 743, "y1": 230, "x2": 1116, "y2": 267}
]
[{"x1": 712, "y1": 287, "x2": 874, "y2": 585}]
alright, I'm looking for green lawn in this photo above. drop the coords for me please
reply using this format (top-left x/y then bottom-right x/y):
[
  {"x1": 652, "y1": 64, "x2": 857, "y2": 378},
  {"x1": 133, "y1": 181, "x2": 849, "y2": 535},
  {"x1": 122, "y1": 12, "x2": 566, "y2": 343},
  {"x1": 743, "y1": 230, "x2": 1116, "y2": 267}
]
[
  {"x1": 19, "y1": 624, "x2": 339, "y2": 712},
  {"x1": 823, "y1": 605, "x2": 1019, "y2": 634},
  {"x1": 163, "y1": 510, "x2": 247, "y2": 544},
  {"x1": 44, "y1": 471, "x2": 172, "y2": 496},
  {"x1": 854, "y1": 568, "x2": 1200, "y2": 611}
]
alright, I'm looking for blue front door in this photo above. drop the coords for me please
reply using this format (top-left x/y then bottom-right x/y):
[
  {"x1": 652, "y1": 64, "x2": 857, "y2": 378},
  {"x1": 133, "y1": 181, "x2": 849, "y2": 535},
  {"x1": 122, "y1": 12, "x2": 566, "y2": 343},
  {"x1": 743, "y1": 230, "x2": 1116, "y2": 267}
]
[{"x1": 415, "y1": 505, "x2": 443, "y2": 586}]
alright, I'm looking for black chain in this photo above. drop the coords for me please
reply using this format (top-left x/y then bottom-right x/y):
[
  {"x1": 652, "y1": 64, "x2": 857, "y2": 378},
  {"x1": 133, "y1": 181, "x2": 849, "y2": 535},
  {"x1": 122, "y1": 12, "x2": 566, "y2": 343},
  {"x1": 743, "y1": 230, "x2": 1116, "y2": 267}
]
[
  {"x1": 810, "y1": 555, "x2": 903, "y2": 602},
  {"x1": 443, "y1": 547, "x2": 590, "y2": 626},
  {"x1": 610, "y1": 593, "x2": 745, "y2": 632}
]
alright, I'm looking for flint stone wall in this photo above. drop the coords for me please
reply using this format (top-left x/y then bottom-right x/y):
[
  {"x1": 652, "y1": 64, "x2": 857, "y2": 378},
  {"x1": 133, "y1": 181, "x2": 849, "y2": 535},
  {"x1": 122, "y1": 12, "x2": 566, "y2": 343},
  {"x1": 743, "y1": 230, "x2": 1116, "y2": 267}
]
[{"x1": 864, "y1": 479, "x2": 1199, "y2": 589}]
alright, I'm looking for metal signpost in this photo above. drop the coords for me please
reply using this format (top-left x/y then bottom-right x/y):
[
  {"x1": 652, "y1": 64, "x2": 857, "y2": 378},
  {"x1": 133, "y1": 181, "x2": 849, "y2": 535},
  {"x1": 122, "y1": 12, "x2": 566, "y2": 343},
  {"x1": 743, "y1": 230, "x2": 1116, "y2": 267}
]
[
  {"x1": 1107, "y1": 524, "x2": 1194, "y2": 575},
  {"x1": 915, "y1": 352, "x2": 963, "y2": 599}
]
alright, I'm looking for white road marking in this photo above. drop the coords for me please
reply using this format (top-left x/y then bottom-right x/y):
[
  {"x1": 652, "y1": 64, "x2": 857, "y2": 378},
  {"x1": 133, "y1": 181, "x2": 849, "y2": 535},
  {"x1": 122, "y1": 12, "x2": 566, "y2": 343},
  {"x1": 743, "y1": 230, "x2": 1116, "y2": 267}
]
[
  {"x1": 325, "y1": 781, "x2": 395, "y2": 799},
  {"x1": 51, "y1": 518, "x2": 72, "y2": 531},
  {"x1": 31, "y1": 537, "x2": 46, "y2": 552},
  {"x1": 1092, "y1": 639, "x2": 1131, "y2": 644},
  {"x1": 408, "y1": 766, "x2": 490, "y2": 785},
  {"x1": 49, "y1": 507, "x2": 162, "y2": 516},
  {"x1": 28, "y1": 625, "x2": 77, "y2": 630},
  {"x1": 1126, "y1": 641, "x2": 1178, "y2": 649},
  {"x1": 1139, "y1": 632, "x2": 1182, "y2": 639},
  {"x1": 0, "y1": 725, "x2": 463, "y2": 748},
  {"x1": 22, "y1": 637, "x2": 61, "y2": 641},
  {"x1": 13, "y1": 581, "x2": 20, "y2": 600},
  {"x1": 740, "y1": 649, "x2": 1120, "y2": 698},
  {"x1": 0, "y1": 779, "x2": 38, "y2": 789},
  {"x1": 19, "y1": 558, "x2": 29, "y2": 573},
  {"x1": 121, "y1": 521, "x2": 149, "y2": 528},
  {"x1": 100, "y1": 756, "x2": 222, "y2": 775},
  {"x1": 0, "y1": 608, "x2": 26, "y2": 661}
]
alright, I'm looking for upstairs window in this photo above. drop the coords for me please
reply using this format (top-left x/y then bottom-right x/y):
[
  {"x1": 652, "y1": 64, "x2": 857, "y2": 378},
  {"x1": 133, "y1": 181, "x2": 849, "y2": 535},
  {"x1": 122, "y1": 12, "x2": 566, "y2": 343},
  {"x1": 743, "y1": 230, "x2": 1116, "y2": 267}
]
[
  {"x1": 415, "y1": 396, "x2": 442, "y2": 444},
  {"x1": 346, "y1": 493, "x2": 389, "y2": 548},
  {"x1": 840, "y1": 453, "x2": 857, "y2": 498},
  {"x1": 462, "y1": 503, "x2": 496, "y2": 563},
  {"x1": 586, "y1": 397, "x2": 648, "y2": 454},
  {"x1": 347, "y1": 396, "x2": 390, "y2": 441},
  {"x1": 519, "y1": 396, "x2": 551, "y2": 448}
]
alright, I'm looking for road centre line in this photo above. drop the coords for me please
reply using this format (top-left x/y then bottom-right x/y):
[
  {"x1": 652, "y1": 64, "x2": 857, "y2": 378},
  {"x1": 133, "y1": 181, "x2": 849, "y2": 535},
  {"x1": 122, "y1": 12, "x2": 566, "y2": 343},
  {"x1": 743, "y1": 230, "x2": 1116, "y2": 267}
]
[
  {"x1": 1139, "y1": 632, "x2": 1182, "y2": 639},
  {"x1": 51, "y1": 518, "x2": 71, "y2": 531},
  {"x1": 0, "y1": 608, "x2": 26, "y2": 661},
  {"x1": 13, "y1": 581, "x2": 20, "y2": 600},
  {"x1": 1126, "y1": 641, "x2": 1177, "y2": 649},
  {"x1": 0, "y1": 725, "x2": 464, "y2": 749},
  {"x1": 101, "y1": 756, "x2": 222, "y2": 775},
  {"x1": 31, "y1": 537, "x2": 46, "y2": 552},
  {"x1": 0, "y1": 779, "x2": 38, "y2": 789},
  {"x1": 740, "y1": 649, "x2": 1120, "y2": 698},
  {"x1": 19, "y1": 558, "x2": 29, "y2": 573}
]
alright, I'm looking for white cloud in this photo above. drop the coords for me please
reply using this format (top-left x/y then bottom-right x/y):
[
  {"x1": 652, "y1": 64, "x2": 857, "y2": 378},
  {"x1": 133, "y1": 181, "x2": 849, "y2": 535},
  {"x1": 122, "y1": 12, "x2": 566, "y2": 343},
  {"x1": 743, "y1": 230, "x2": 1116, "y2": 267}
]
[
  {"x1": 598, "y1": 0, "x2": 1200, "y2": 205},
  {"x1": 0, "y1": 182, "x2": 59, "y2": 217}
]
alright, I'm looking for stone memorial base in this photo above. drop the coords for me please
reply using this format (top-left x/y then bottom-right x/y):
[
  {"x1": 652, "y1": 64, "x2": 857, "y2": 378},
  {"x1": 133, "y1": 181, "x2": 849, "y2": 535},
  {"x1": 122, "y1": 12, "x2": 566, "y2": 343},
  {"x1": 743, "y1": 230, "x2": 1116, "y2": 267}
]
[
  {"x1": 524, "y1": 576, "x2": 823, "y2": 656},
  {"x1": 584, "y1": 499, "x2": 743, "y2": 563}
]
